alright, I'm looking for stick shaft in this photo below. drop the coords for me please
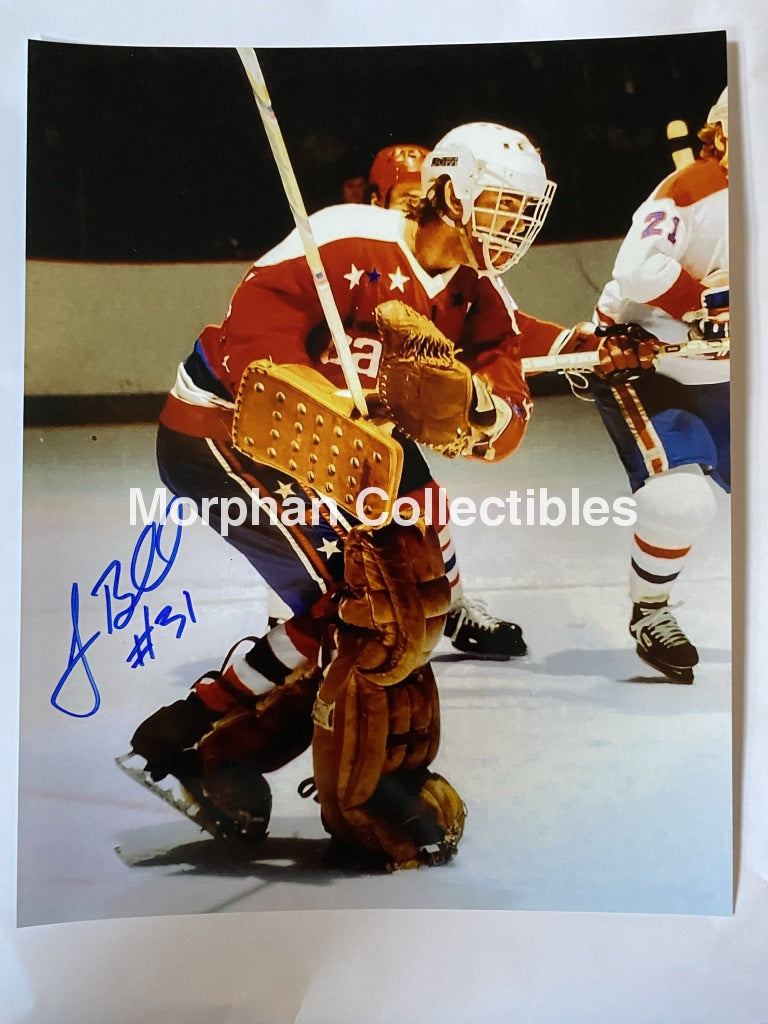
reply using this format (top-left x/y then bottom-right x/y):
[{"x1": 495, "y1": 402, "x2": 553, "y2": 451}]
[
  {"x1": 236, "y1": 47, "x2": 368, "y2": 416},
  {"x1": 522, "y1": 338, "x2": 729, "y2": 373}
]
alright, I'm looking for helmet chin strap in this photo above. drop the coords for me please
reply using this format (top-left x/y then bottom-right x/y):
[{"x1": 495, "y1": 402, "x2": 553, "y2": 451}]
[
  {"x1": 436, "y1": 180, "x2": 482, "y2": 271},
  {"x1": 454, "y1": 220, "x2": 481, "y2": 271}
]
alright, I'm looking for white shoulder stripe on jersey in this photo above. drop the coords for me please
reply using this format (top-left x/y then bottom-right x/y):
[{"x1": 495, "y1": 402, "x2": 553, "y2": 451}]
[
  {"x1": 254, "y1": 203, "x2": 461, "y2": 300},
  {"x1": 255, "y1": 205, "x2": 403, "y2": 266}
]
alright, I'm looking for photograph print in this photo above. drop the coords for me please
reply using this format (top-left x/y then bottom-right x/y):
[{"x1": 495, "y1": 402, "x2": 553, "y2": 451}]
[{"x1": 18, "y1": 30, "x2": 732, "y2": 925}]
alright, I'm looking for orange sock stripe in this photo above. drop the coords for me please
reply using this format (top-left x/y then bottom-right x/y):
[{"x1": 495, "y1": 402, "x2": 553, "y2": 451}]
[
  {"x1": 634, "y1": 534, "x2": 692, "y2": 559},
  {"x1": 193, "y1": 674, "x2": 253, "y2": 715},
  {"x1": 284, "y1": 619, "x2": 323, "y2": 661}
]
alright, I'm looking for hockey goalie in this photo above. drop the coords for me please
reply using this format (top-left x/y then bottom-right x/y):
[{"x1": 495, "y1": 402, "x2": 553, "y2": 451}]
[{"x1": 120, "y1": 112, "x2": 655, "y2": 868}]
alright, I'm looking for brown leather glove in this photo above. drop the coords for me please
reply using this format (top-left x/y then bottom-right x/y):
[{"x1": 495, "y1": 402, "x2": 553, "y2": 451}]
[
  {"x1": 593, "y1": 323, "x2": 658, "y2": 383},
  {"x1": 374, "y1": 300, "x2": 474, "y2": 452}
]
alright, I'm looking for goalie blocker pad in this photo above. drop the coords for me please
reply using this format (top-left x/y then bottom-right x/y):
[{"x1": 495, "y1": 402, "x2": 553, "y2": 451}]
[{"x1": 232, "y1": 360, "x2": 404, "y2": 524}]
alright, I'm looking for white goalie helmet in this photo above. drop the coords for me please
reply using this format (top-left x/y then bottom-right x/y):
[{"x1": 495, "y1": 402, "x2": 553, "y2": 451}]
[{"x1": 422, "y1": 121, "x2": 556, "y2": 273}]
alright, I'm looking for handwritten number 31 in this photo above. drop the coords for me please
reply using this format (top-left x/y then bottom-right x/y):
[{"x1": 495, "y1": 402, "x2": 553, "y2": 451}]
[{"x1": 51, "y1": 507, "x2": 192, "y2": 718}]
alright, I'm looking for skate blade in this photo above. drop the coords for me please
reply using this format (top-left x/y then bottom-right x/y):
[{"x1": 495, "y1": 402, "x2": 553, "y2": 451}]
[
  {"x1": 115, "y1": 752, "x2": 212, "y2": 835},
  {"x1": 635, "y1": 650, "x2": 695, "y2": 685},
  {"x1": 448, "y1": 646, "x2": 527, "y2": 662},
  {"x1": 115, "y1": 753, "x2": 270, "y2": 845}
]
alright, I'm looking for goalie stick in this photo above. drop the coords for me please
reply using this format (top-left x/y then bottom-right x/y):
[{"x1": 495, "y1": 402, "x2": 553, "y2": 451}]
[{"x1": 235, "y1": 47, "x2": 369, "y2": 418}]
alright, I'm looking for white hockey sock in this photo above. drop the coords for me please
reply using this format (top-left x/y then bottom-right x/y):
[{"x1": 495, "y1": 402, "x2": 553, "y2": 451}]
[{"x1": 629, "y1": 466, "x2": 717, "y2": 605}]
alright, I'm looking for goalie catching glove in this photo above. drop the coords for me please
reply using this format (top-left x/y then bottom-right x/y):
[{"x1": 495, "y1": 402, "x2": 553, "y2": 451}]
[{"x1": 374, "y1": 300, "x2": 512, "y2": 456}]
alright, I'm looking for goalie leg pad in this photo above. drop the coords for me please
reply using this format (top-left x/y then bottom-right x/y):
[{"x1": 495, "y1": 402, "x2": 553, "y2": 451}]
[
  {"x1": 311, "y1": 661, "x2": 462, "y2": 868},
  {"x1": 339, "y1": 520, "x2": 451, "y2": 685}
]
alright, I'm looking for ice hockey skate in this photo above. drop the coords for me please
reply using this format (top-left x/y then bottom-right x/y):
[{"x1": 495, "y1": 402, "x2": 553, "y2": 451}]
[
  {"x1": 629, "y1": 601, "x2": 699, "y2": 684},
  {"x1": 119, "y1": 676, "x2": 273, "y2": 844},
  {"x1": 116, "y1": 749, "x2": 272, "y2": 844},
  {"x1": 444, "y1": 595, "x2": 527, "y2": 660}
]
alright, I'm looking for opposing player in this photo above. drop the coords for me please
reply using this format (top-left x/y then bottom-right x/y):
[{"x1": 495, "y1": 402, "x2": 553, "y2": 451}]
[
  {"x1": 122, "y1": 121, "x2": 610, "y2": 865},
  {"x1": 585, "y1": 88, "x2": 730, "y2": 683},
  {"x1": 368, "y1": 143, "x2": 429, "y2": 215}
]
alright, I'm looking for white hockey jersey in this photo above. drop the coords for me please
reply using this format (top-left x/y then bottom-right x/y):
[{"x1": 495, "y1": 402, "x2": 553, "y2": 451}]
[{"x1": 597, "y1": 157, "x2": 729, "y2": 385}]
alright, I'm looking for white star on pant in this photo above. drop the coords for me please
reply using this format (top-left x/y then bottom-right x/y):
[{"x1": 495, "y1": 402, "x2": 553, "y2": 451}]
[
  {"x1": 388, "y1": 267, "x2": 411, "y2": 292},
  {"x1": 344, "y1": 263, "x2": 365, "y2": 288},
  {"x1": 318, "y1": 537, "x2": 341, "y2": 559},
  {"x1": 275, "y1": 480, "x2": 296, "y2": 500}
]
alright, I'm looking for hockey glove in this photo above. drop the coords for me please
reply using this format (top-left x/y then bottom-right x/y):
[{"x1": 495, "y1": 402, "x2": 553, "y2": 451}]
[
  {"x1": 593, "y1": 323, "x2": 658, "y2": 383},
  {"x1": 374, "y1": 300, "x2": 474, "y2": 453}
]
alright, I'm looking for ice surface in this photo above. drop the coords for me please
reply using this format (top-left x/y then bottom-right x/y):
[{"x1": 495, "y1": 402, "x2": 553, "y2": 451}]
[{"x1": 17, "y1": 395, "x2": 732, "y2": 924}]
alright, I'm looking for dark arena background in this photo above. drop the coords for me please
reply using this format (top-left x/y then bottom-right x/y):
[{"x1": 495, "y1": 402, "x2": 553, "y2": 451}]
[{"x1": 27, "y1": 35, "x2": 727, "y2": 263}]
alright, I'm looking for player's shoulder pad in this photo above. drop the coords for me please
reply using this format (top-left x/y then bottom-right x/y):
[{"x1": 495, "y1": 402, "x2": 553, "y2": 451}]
[
  {"x1": 654, "y1": 157, "x2": 728, "y2": 208},
  {"x1": 310, "y1": 204, "x2": 404, "y2": 244},
  {"x1": 256, "y1": 205, "x2": 404, "y2": 267}
]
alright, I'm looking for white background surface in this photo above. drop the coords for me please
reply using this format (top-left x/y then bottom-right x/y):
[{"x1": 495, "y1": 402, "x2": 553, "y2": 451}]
[{"x1": 2, "y1": 2, "x2": 766, "y2": 1022}]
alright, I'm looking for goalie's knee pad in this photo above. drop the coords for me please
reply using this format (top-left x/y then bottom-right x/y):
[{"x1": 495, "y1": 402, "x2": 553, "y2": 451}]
[
  {"x1": 339, "y1": 520, "x2": 451, "y2": 685},
  {"x1": 634, "y1": 465, "x2": 717, "y2": 548}
]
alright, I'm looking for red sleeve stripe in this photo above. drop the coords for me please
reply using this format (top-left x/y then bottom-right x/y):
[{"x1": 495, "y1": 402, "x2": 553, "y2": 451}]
[{"x1": 651, "y1": 268, "x2": 704, "y2": 319}]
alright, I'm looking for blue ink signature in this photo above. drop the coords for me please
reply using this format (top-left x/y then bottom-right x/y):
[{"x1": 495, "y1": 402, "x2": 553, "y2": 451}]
[{"x1": 51, "y1": 498, "x2": 196, "y2": 718}]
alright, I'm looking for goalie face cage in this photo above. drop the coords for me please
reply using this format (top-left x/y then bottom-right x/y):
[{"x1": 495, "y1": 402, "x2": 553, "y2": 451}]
[
  {"x1": 470, "y1": 180, "x2": 556, "y2": 272},
  {"x1": 422, "y1": 122, "x2": 556, "y2": 274}
]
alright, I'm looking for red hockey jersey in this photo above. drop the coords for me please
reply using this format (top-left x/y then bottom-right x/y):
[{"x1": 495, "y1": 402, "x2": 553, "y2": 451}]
[{"x1": 196, "y1": 204, "x2": 562, "y2": 458}]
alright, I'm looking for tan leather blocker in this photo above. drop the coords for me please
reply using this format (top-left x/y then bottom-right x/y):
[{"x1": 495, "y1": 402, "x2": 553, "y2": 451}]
[{"x1": 232, "y1": 360, "x2": 404, "y2": 524}]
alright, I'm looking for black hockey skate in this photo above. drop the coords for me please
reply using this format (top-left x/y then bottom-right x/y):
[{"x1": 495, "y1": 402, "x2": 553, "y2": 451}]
[
  {"x1": 629, "y1": 601, "x2": 699, "y2": 684},
  {"x1": 444, "y1": 596, "x2": 527, "y2": 660},
  {"x1": 119, "y1": 642, "x2": 273, "y2": 844}
]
